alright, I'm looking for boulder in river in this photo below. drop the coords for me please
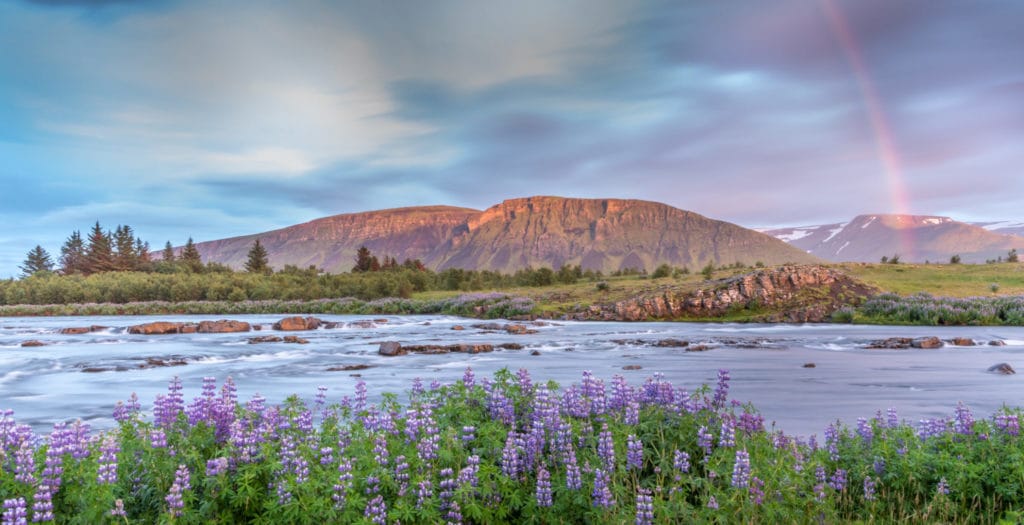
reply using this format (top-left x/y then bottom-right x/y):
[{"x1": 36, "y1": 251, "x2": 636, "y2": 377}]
[
  {"x1": 59, "y1": 325, "x2": 107, "y2": 335},
  {"x1": 128, "y1": 322, "x2": 194, "y2": 335},
  {"x1": 685, "y1": 344, "x2": 710, "y2": 352},
  {"x1": 378, "y1": 341, "x2": 406, "y2": 356},
  {"x1": 198, "y1": 320, "x2": 251, "y2": 333},
  {"x1": 987, "y1": 363, "x2": 1016, "y2": 375},
  {"x1": 912, "y1": 337, "x2": 943, "y2": 349},
  {"x1": 803, "y1": 362, "x2": 816, "y2": 368},
  {"x1": 248, "y1": 336, "x2": 283, "y2": 344},
  {"x1": 21, "y1": 340, "x2": 46, "y2": 347},
  {"x1": 867, "y1": 337, "x2": 914, "y2": 349},
  {"x1": 273, "y1": 316, "x2": 321, "y2": 331},
  {"x1": 653, "y1": 338, "x2": 689, "y2": 347},
  {"x1": 505, "y1": 324, "x2": 538, "y2": 335},
  {"x1": 327, "y1": 364, "x2": 372, "y2": 372},
  {"x1": 622, "y1": 365, "x2": 642, "y2": 370},
  {"x1": 990, "y1": 340, "x2": 1007, "y2": 347},
  {"x1": 949, "y1": 337, "x2": 975, "y2": 347},
  {"x1": 283, "y1": 336, "x2": 309, "y2": 344}
]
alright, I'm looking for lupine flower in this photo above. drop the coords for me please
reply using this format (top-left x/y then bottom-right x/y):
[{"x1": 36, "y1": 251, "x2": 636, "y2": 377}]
[
  {"x1": 887, "y1": 407, "x2": 899, "y2": 428},
  {"x1": 462, "y1": 367, "x2": 475, "y2": 389},
  {"x1": 954, "y1": 402, "x2": 974, "y2": 435},
  {"x1": 698, "y1": 425, "x2": 713, "y2": 461},
  {"x1": 857, "y1": 417, "x2": 873, "y2": 443},
  {"x1": 824, "y1": 423, "x2": 840, "y2": 460},
  {"x1": 394, "y1": 455, "x2": 410, "y2": 496},
  {"x1": 937, "y1": 478, "x2": 950, "y2": 495},
  {"x1": 673, "y1": 449, "x2": 690, "y2": 475},
  {"x1": 707, "y1": 496, "x2": 719, "y2": 510},
  {"x1": 332, "y1": 458, "x2": 354, "y2": 509},
  {"x1": 592, "y1": 468, "x2": 615, "y2": 508},
  {"x1": 2, "y1": 498, "x2": 27, "y2": 525},
  {"x1": 635, "y1": 488, "x2": 654, "y2": 525},
  {"x1": 14, "y1": 442, "x2": 35, "y2": 485},
  {"x1": 364, "y1": 495, "x2": 386, "y2": 525},
  {"x1": 96, "y1": 435, "x2": 119, "y2": 485},
  {"x1": 597, "y1": 424, "x2": 616, "y2": 471},
  {"x1": 565, "y1": 446, "x2": 582, "y2": 490},
  {"x1": 415, "y1": 480, "x2": 433, "y2": 509},
  {"x1": 109, "y1": 499, "x2": 126, "y2": 518},
  {"x1": 731, "y1": 449, "x2": 751, "y2": 489},
  {"x1": 626, "y1": 434, "x2": 643, "y2": 470},
  {"x1": 625, "y1": 400, "x2": 640, "y2": 426},
  {"x1": 749, "y1": 476, "x2": 765, "y2": 505},
  {"x1": 863, "y1": 476, "x2": 876, "y2": 501},
  {"x1": 206, "y1": 457, "x2": 229, "y2": 477},
  {"x1": 995, "y1": 414, "x2": 1020, "y2": 436},
  {"x1": 535, "y1": 466, "x2": 553, "y2": 507},
  {"x1": 517, "y1": 368, "x2": 532, "y2": 393},
  {"x1": 712, "y1": 369, "x2": 730, "y2": 409},
  {"x1": 354, "y1": 380, "x2": 368, "y2": 412},
  {"x1": 165, "y1": 465, "x2": 190, "y2": 517},
  {"x1": 719, "y1": 417, "x2": 736, "y2": 448},
  {"x1": 829, "y1": 469, "x2": 848, "y2": 492}
]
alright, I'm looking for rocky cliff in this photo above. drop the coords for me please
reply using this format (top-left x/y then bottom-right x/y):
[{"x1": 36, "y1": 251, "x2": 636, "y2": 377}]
[
  {"x1": 192, "y1": 196, "x2": 819, "y2": 273},
  {"x1": 574, "y1": 265, "x2": 878, "y2": 322}
]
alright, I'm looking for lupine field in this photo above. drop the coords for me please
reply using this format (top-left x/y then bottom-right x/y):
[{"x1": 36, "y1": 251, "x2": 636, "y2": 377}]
[{"x1": 2, "y1": 369, "x2": 1023, "y2": 524}]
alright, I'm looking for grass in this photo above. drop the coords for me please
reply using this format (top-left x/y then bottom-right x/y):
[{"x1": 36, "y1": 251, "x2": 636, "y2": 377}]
[{"x1": 839, "y1": 262, "x2": 1024, "y2": 297}]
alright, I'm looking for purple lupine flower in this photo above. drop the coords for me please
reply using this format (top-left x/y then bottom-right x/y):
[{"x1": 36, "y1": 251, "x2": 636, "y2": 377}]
[
  {"x1": 2, "y1": 498, "x2": 27, "y2": 525},
  {"x1": 354, "y1": 380, "x2": 368, "y2": 412},
  {"x1": 488, "y1": 389, "x2": 515, "y2": 426},
  {"x1": 150, "y1": 428, "x2": 167, "y2": 449},
  {"x1": 863, "y1": 476, "x2": 876, "y2": 501},
  {"x1": 697, "y1": 425, "x2": 713, "y2": 461},
  {"x1": 319, "y1": 446, "x2": 335, "y2": 466},
  {"x1": 731, "y1": 449, "x2": 751, "y2": 489},
  {"x1": 394, "y1": 455, "x2": 410, "y2": 497},
  {"x1": 917, "y1": 418, "x2": 948, "y2": 440},
  {"x1": 332, "y1": 457, "x2": 354, "y2": 509},
  {"x1": 165, "y1": 464, "x2": 190, "y2": 517},
  {"x1": 719, "y1": 417, "x2": 736, "y2": 448},
  {"x1": 68, "y1": 420, "x2": 90, "y2": 459},
  {"x1": 857, "y1": 417, "x2": 873, "y2": 443},
  {"x1": 873, "y1": 458, "x2": 886, "y2": 476},
  {"x1": 109, "y1": 499, "x2": 126, "y2": 518},
  {"x1": 625, "y1": 400, "x2": 640, "y2": 426},
  {"x1": 824, "y1": 422, "x2": 840, "y2": 460},
  {"x1": 206, "y1": 457, "x2": 229, "y2": 477},
  {"x1": 458, "y1": 455, "x2": 480, "y2": 489},
  {"x1": 461, "y1": 426, "x2": 475, "y2": 444},
  {"x1": 565, "y1": 446, "x2": 582, "y2": 490},
  {"x1": 501, "y1": 431, "x2": 522, "y2": 479},
  {"x1": 415, "y1": 480, "x2": 433, "y2": 509},
  {"x1": 597, "y1": 424, "x2": 616, "y2": 471},
  {"x1": 749, "y1": 476, "x2": 765, "y2": 505},
  {"x1": 706, "y1": 495, "x2": 719, "y2": 510},
  {"x1": 517, "y1": 368, "x2": 532, "y2": 393},
  {"x1": 995, "y1": 414, "x2": 1020, "y2": 436},
  {"x1": 887, "y1": 407, "x2": 899, "y2": 428},
  {"x1": 954, "y1": 402, "x2": 974, "y2": 435},
  {"x1": 626, "y1": 435, "x2": 643, "y2": 470},
  {"x1": 737, "y1": 411, "x2": 765, "y2": 435},
  {"x1": 535, "y1": 466, "x2": 553, "y2": 507},
  {"x1": 462, "y1": 367, "x2": 476, "y2": 389},
  {"x1": 373, "y1": 434, "x2": 389, "y2": 466},
  {"x1": 591, "y1": 468, "x2": 615, "y2": 508},
  {"x1": 673, "y1": 449, "x2": 690, "y2": 481},
  {"x1": 364, "y1": 495, "x2": 386, "y2": 525},
  {"x1": 610, "y1": 374, "x2": 632, "y2": 411},
  {"x1": 829, "y1": 469, "x2": 847, "y2": 492},
  {"x1": 30, "y1": 483, "x2": 54, "y2": 523},
  {"x1": 937, "y1": 477, "x2": 950, "y2": 495},
  {"x1": 712, "y1": 369, "x2": 730, "y2": 409},
  {"x1": 14, "y1": 442, "x2": 35, "y2": 485},
  {"x1": 635, "y1": 488, "x2": 654, "y2": 525},
  {"x1": 410, "y1": 377, "x2": 424, "y2": 398},
  {"x1": 96, "y1": 435, "x2": 119, "y2": 485}
]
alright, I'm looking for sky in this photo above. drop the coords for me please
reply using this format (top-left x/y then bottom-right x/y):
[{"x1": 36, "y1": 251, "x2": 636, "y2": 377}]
[{"x1": 1, "y1": 0, "x2": 1022, "y2": 277}]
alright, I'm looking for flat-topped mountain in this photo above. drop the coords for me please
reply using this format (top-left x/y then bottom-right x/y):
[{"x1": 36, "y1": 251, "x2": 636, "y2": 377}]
[
  {"x1": 763, "y1": 214, "x2": 1024, "y2": 263},
  {"x1": 193, "y1": 196, "x2": 819, "y2": 273}
]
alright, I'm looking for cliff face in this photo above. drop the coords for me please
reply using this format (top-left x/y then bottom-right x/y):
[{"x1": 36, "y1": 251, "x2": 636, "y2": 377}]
[
  {"x1": 192, "y1": 196, "x2": 819, "y2": 273},
  {"x1": 576, "y1": 265, "x2": 878, "y2": 322}
]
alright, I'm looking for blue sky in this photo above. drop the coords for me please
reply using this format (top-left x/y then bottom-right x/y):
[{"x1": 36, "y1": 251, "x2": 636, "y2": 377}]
[{"x1": 1, "y1": 0, "x2": 1022, "y2": 277}]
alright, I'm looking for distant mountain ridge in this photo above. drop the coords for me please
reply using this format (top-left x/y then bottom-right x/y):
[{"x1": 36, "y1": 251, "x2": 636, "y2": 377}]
[
  {"x1": 192, "y1": 196, "x2": 818, "y2": 273},
  {"x1": 762, "y1": 214, "x2": 1024, "y2": 263}
]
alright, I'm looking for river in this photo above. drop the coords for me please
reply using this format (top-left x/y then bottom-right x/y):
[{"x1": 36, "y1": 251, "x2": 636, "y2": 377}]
[{"x1": 2, "y1": 315, "x2": 1022, "y2": 437}]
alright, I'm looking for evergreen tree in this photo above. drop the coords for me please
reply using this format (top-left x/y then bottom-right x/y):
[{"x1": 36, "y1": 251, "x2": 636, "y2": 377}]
[
  {"x1": 135, "y1": 239, "x2": 151, "y2": 265},
  {"x1": 162, "y1": 241, "x2": 176, "y2": 263},
  {"x1": 244, "y1": 239, "x2": 270, "y2": 273},
  {"x1": 20, "y1": 245, "x2": 54, "y2": 277},
  {"x1": 85, "y1": 221, "x2": 115, "y2": 274},
  {"x1": 59, "y1": 231, "x2": 86, "y2": 275},
  {"x1": 181, "y1": 237, "x2": 203, "y2": 272},
  {"x1": 113, "y1": 225, "x2": 138, "y2": 271},
  {"x1": 1009, "y1": 249, "x2": 1019, "y2": 263},
  {"x1": 353, "y1": 246, "x2": 374, "y2": 272}
]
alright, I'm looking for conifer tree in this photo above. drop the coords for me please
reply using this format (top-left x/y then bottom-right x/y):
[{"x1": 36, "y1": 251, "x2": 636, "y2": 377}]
[
  {"x1": 162, "y1": 241, "x2": 176, "y2": 263},
  {"x1": 59, "y1": 231, "x2": 86, "y2": 275},
  {"x1": 135, "y1": 239, "x2": 151, "y2": 265},
  {"x1": 85, "y1": 221, "x2": 115, "y2": 274},
  {"x1": 113, "y1": 225, "x2": 138, "y2": 271},
  {"x1": 244, "y1": 239, "x2": 270, "y2": 274},
  {"x1": 181, "y1": 237, "x2": 203, "y2": 273},
  {"x1": 20, "y1": 245, "x2": 54, "y2": 277},
  {"x1": 353, "y1": 246, "x2": 373, "y2": 273}
]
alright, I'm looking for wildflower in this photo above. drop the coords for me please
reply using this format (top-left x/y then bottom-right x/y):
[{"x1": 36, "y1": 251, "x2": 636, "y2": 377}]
[
  {"x1": 954, "y1": 402, "x2": 974, "y2": 435},
  {"x1": 719, "y1": 417, "x2": 736, "y2": 448},
  {"x1": 462, "y1": 367, "x2": 475, "y2": 389},
  {"x1": 635, "y1": 488, "x2": 654, "y2": 525},
  {"x1": 712, "y1": 369, "x2": 730, "y2": 409},
  {"x1": 731, "y1": 449, "x2": 751, "y2": 489},
  {"x1": 592, "y1": 468, "x2": 615, "y2": 508},
  {"x1": 597, "y1": 424, "x2": 616, "y2": 471},
  {"x1": 706, "y1": 495, "x2": 719, "y2": 510},
  {"x1": 673, "y1": 449, "x2": 690, "y2": 475},
  {"x1": 109, "y1": 499, "x2": 126, "y2": 518},
  {"x1": 749, "y1": 476, "x2": 765, "y2": 505},
  {"x1": 165, "y1": 465, "x2": 190, "y2": 517},
  {"x1": 2, "y1": 498, "x2": 27, "y2": 525},
  {"x1": 364, "y1": 495, "x2": 386, "y2": 525},
  {"x1": 698, "y1": 425, "x2": 713, "y2": 461},
  {"x1": 535, "y1": 466, "x2": 553, "y2": 507},
  {"x1": 863, "y1": 476, "x2": 876, "y2": 501},
  {"x1": 96, "y1": 435, "x2": 119, "y2": 485},
  {"x1": 829, "y1": 469, "x2": 847, "y2": 492},
  {"x1": 937, "y1": 477, "x2": 950, "y2": 495},
  {"x1": 626, "y1": 434, "x2": 643, "y2": 470},
  {"x1": 205, "y1": 457, "x2": 229, "y2": 477},
  {"x1": 857, "y1": 417, "x2": 873, "y2": 443},
  {"x1": 415, "y1": 480, "x2": 433, "y2": 509},
  {"x1": 14, "y1": 442, "x2": 35, "y2": 485}
]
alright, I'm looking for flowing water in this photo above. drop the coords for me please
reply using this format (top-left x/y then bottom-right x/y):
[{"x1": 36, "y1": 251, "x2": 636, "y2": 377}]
[{"x1": 2, "y1": 315, "x2": 1023, "y2": 437}]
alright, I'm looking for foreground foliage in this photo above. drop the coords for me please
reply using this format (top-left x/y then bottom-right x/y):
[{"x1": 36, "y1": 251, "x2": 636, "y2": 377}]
[
  {"x1": 3, "y1": 369, "x2": 1023, "y2": 523},
  {"x1": 845, "y1": 292, "x2": 1024, "y2": 325}
]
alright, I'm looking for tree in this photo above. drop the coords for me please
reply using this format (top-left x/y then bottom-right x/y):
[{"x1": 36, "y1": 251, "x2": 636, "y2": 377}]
[
  {"x1": 353, "y1": 246, "x2": 374, "y2": 273},
  {"x1": 652, "y1": 263, "x2": 672, "y2": 279},
  {"x1": 135, "y1": 239, "x2": 151, "y2": 265},
  {"x1": 244, "y1": 239, "x2": 270, "y2": 273},
  {"x1": 1009, "y1": 249, "x2": 1019, "y2": 263},
  {"x1": 701, "y1": 263, "x2": 715, "y2": 280},
  {"x1": 180, "y1": 237, "x2": 203, "y2": 273},
  {"x1": 113, "y1": 225, "x2": 138, "y2": 271},
  {"x1": 950, "y1": 254, "x2": 961, "y2": 265},
  {"x1": 84, "y1": 221, "x2": 115, "y2": 274},
  {"x1": 162, "y1": 241, "x2": 176, "y2": 263},
  {"x1": 20, "y1": 245, "x2": 54, "y2": 277},
  {"x1": 889, "y1": 254, "x2": 901, "y2": 264},
  {"x1": 59, "y1": 231, "x2": 86, "y2": 275}
]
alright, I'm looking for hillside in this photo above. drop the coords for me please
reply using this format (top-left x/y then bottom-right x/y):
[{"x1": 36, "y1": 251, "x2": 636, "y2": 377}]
[
  {"x1": 763, "y1": 214, "x2": 1024, "y2": 263},
  {"x1": 192, "y1": 196, "x2": 819, "y2": 273}
]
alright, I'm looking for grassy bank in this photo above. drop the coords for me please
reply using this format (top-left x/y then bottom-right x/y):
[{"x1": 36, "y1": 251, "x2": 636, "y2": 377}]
[{"x1": 1, "y1": 369, "x2": 1021, "y2": 523}]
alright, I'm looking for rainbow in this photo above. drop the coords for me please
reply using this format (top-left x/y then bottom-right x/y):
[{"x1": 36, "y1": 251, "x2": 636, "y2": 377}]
[{"x1": 819, "y1": 0, "x2": 915, "y2": 259}]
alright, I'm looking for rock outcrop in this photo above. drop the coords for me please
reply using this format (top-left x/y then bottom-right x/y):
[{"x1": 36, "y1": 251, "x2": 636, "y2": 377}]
[
  {"x1": 988, "y1": 363, "x2": 1016, "y2": 375},
  {"x1": 128, "y1": 322, "x2": 196, "y2": 335},
  {"x1": 575, "y1": 265, "x2": 877, "y2": 322},
  {"x1": 273, "y1": 316, "x2": 321, "y2": 331},
  {"x1": 197, "y1": 320, "x2": 251, "y2": 333},
  {"x1": 59, "y1": 326, "x2": 107, "y2": 335}
]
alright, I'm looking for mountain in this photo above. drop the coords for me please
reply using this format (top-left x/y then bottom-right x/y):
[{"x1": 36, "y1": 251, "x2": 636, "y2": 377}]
[
  {"x1": 973, "y1": 221, "x2": 1024, "y2": 237},
  {"x1": 762, "y1": 214, "x2": 1024, "y2": 263},
  {"x1": 192, "y1": 196, "x2": 818, "y2": 273}
]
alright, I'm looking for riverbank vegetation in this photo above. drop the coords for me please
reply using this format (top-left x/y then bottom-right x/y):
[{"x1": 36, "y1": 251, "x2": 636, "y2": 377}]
[{"x1": 1, "y1": 369, "x2": 1021, "y2": 523}]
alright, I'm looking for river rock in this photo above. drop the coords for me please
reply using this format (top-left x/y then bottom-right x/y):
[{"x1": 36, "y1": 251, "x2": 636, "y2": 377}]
[
  {"x1": 990, "y1": 340, "x2": 1007, "y2": 346},
  {"x1": 141, "y1": 357, "x2": 188, "y2": 369},
  {"x1": 283, "y1": 336, "x2": 309, "y2": 344},
  {"x1": 273, "y1": 316, "x2": 321, "y2": 331},
  {"x1": 471, "y1": 323, "x2": 504, "y2": 331},
  {"x1": 60, "y1": 325, "x2": 107, "y2": 335},
  {"x1": 531, "y1": 350, "x2": 541, "y2": 356},
  {"x1": 949, "y1": 337, "x2": 975, "y2": 347},
  {"x1": 248, "y1": 335, "x2": 283, "y2": 344},
  {"x1": 622, "y1": 365, "x2": 642, "y2": 370},
  {"x1": 451, "y1": 344, "x2": 494, "y2": 354},
  {"x1": 505, "y1": 324, "x2": 538, "y2": 335},
  {"x1": 803, "y1": 362, "x2": 816, "y2": 368},
  {"x1": 348, "y1": 320, "x2": 376, "y2": 329},
  {"x1": 987, "y1": 363, "x2": 1016, "y2": 375},
  {"x1": 128, "y1": 322, "x2": 195, "y2": 335},
  {"x1": 912, "y1": 337, "x2": 943, "y2": 349},
  {"x1": 21, "y1": 340, "x2": 46, "y2": 347},
  {"x1": 654, "y1": 338, "x2": 689, "y2": 347},
  {"x1": 451, "y1": 325, "x2": 465, "y2": 331},
  {"x1": 499, "y1": 343, "x2": 524, "y2": 350},
  {"x1": 198, "y1": 320, "x2": 251, "y2": 333},
  {"x1": 686, "y1": 344, "x2": 710, "y2": 352},
  {"x1": 867, "y1": 337, "x2": 913, "y2": 349},
  {"x1": 327, "y1": 364, "x2": 372, "y2": 372},
  {"x1": 378, "y1": 341, "x2": 406, "y2": 356}
]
